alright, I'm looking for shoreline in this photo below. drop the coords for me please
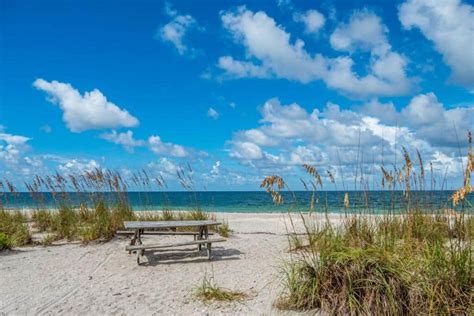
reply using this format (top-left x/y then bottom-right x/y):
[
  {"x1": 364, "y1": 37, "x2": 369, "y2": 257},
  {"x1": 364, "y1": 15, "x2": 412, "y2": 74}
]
[{"x1": 3, "y1": 207, "x2": 470, "y2": 215}]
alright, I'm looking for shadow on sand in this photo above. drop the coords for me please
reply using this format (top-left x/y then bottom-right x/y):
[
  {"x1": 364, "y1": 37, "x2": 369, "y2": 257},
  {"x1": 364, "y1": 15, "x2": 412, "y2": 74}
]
[{"x1": 138, "y1": 246, "x2": 243, "y2": 266}]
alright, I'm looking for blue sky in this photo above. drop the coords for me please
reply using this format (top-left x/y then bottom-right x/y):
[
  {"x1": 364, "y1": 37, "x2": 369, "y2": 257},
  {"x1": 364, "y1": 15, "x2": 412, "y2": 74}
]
[{"x1": 0, "y1": 0, "x2": 473, "y2": 190}]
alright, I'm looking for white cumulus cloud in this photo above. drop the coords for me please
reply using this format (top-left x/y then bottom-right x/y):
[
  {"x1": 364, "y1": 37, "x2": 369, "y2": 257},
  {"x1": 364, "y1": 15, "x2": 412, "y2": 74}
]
[
  {"x1": 218, "y1": 56, "x2": 271, "y2": 79},
  {"x1": 0, "y1": 128, "x2": 31, "y2": 165},
  {"x1": 0, "y1": 132, "x2": 30, "y2": 145},
  {"x1": 101, "y1": 130, "x2": 190, "y2": 158},
  {"x1": 218, "y1": 7, "x2": 412, "y2": 98},
  {"x1": 220, "y1": 7, "x2": 326, "y2": 83},
  {"x1": 330, "y1": 10, "x2": 389, "y2": 54},
  {"x1": 230, "y1": 141, "x2": 264, "y2": 160},
  {"x1": 148, "y1": 135, "x2": 188, "y2": 157},
  {"x1": 33, "y1": 79, "x2": 139, "y2": 132},
  {"x1": 399, "y1": 0, "x2": 474, "y2": 90},
  {"x1": 58, "y1": 159, "x2": 100, "y2": 174},
  {"x1": 158, "y1": 3, "x2": 200, "y2": 55},
  {"x1": 100, "y1": 130, "x2": 145, "y2": 152},
  {"x1": 293, "y1": 10, "x2": 325, "y2": 34},
  {"x1": 228, "y1": 96, "x2": 472, "y2": 181}
]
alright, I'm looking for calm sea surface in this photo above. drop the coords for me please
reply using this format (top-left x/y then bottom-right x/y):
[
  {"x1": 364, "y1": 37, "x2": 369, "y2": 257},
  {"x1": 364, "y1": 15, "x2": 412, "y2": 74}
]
[{"x1": 1, "y1": 191, "x2": 472, "y2": 213}]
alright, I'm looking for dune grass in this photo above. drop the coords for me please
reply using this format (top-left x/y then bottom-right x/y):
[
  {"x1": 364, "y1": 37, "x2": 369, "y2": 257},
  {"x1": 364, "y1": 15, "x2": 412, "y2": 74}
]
[
  {"x1": 265, "y1": 132, "x2": 473, "y2": 315},
  {"x1": 216, "y1": 219, "x2": 232, "y2": 238},
  {"x1": 0, "y1": 210, "x2": 30, "y2": 248},
  {"x1": 277, "y1": 215, "x2": 473, "y2": 314},
  {"x1": 0, "y1": 167, "x2": 224, "y2": 247},
  {"x1": 23, "y1": 205, "x2": 217, "y2": 245},
  {"x1": 40, "y1": 234, "x2": 56, "y2": 246},
  {"x1": 0, "y1": 232, "x2": 12, "y2": 250},
  {"x1": 194, "y1": 275, "x2": 248, "y2": 303}
]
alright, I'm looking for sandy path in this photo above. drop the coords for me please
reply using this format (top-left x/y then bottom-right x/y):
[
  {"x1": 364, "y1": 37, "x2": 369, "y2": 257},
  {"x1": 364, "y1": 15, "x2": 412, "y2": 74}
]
[{"x1": 1, "y1": 213, "x2": 330, "y2": 315}]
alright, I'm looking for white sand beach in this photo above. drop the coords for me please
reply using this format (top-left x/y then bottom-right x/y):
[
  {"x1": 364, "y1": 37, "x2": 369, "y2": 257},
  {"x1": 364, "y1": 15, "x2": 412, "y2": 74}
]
[{"x1": 0, "y1": 212, "x2": 344, "y2": 315}]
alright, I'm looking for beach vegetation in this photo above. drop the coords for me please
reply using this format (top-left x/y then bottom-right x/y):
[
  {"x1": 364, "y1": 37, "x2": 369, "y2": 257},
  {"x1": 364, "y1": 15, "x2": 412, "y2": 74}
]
[
  {"x1": 31, "y1": 209, "x2": 54, "y2": 232},
  {"x1": 0, "y1": 210, "x2": 30, "y2": 248},
  {"x1": 269, "y1": 131, "x2": 473, "y2": 315},
  {"x1": 217, "y1": 219, "x2": 232, "y2": 237},
  {"x1": 41, "y1": 234, "x2": 56, "y2": 246},
  {"x1": 194, "y1": 275, "x2": 248, "y2": 303},
  {"x1": 160, "y1": 209, "x2": 175, "y2": 221},
  {"x1": 188, "y1": 208, "x2": 209, "y2": 221},
  {"x1": 0, "y1": 232, "x2": 12, "y2": 250},
  {"x1": 52, "y1": 204, "x2": 78, "y2": 240},
  {"x1": 0, "y1": 166, "x2": 224, "y2": 248}
]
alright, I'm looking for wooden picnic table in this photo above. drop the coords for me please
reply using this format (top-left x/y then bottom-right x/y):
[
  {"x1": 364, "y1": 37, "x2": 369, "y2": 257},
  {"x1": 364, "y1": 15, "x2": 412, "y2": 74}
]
[
  {"x1": 124, "y1": 220, "x2": 221, "y2": 230},
  {"x1": 123, "y1": 220, "x2": 225, "y2": 264}
]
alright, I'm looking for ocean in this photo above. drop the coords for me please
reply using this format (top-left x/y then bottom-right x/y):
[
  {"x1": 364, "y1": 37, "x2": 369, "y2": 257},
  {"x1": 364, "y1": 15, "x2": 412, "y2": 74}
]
[{"x1": 1, "y1": 191, "x2": 472, "y2": 213}]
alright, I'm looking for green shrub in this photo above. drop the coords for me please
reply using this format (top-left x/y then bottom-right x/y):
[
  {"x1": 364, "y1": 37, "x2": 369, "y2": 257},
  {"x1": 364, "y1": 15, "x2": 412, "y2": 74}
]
[
  {"x1": 80, "y1": 200, "x2": 135, "y2": 243},
  {"x1": 0, "y1": 210, "x2": 31, "y2": 247},
  {"x1": 51, "y1": 205, "x2": 78, "y2": 240},
  {"x1": 277, "y1": 215, "x2": 474, "y2": 315},
  {"x1": 80, "y1": 201, "x2": 114, "y2": 243},
  {"x1": 278, "y1": 245, "x2": 411, "y2": 314},
  {"x1": 32, "y1": 209, "x2": 54, "y2": 232},
  {"x1": 0, "y1": 232, "x2": 12, "y2": 250},
  {"x1": 93, "y1": 200, "x2": 112, "y2": 238},
  {"x1": 78, "y1": 203, "x2": 94, "y2": 222},
  {"x1": 79, "y1": 225, "x2": 100, "y2": 244}
]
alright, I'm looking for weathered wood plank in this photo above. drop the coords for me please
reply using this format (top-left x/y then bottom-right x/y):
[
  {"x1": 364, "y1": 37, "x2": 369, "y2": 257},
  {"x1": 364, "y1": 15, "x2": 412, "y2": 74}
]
[
  {"x1": 123, "y1": 220, "x2": 221, "y2": 230},
  {"x1": 126, "y1": 238, "x2": 226, "y2": 251},
  {"x1": 116, "y1": 230, "x2": 214, "y2": 236}
]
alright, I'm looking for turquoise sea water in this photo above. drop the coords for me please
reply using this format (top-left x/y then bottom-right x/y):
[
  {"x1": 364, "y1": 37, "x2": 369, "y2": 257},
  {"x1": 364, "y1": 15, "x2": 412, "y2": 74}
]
[{"x1": 1, "y1": 191, "x2": 472, "y2": 213}]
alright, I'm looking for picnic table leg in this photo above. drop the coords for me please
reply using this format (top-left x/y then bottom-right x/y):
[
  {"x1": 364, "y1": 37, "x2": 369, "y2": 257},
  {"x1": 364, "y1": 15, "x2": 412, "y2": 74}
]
[
  {"x1": 198, "y1": 226, "x2": 204, "y2": 251},
  {"x1": 206, "y1": 242, "x2": 212, "y2": 260},
  {"x1": 136, "y1": 229, "x2": 144, "y2": 265},
  {"x1": 129, "y1": 229, "x2": 138, "y2": 254},
  {"x1": 137, "y1": 229, "x2": 143, "y2": 245},
  {"x1": 137, "y1": 248, "x2": 144, "y2": 265},
  {"x1": 204, "y1": 227, "x2": 211, "y2": 259}
]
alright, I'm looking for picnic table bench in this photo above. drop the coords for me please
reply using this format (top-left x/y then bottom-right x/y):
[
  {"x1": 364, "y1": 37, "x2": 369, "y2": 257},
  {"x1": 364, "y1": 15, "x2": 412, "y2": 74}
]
[{"x1": 123, "y1": 220, "x2": 226, "y2": 265}]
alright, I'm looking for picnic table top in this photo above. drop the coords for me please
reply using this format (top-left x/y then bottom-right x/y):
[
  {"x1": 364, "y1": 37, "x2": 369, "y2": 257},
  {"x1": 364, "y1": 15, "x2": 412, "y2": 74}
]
[{"x1": 123, "y1": 220, "x2": 221, "y2": 230}]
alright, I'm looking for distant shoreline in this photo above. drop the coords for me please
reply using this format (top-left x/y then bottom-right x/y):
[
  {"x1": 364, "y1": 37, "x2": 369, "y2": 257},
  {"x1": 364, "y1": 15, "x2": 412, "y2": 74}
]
[
  {"x1": 1, "y1": 189, "x2": 460, "y2": 193},
  {"x1": 2, "y1": 190, "x2": 471, "y2": 215},
  {"x1": 4, "y1": 207, "x2": 472, "y2": 216}
]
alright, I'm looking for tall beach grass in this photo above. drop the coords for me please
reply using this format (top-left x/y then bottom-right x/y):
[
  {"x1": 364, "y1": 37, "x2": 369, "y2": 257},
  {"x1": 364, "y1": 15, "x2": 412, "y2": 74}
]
[
  {"x1": 262, "y1": 131, "x2": 473, "y2": 315},
  {"x1": 0, "y1": 167, "x2": 220, "y2": 247}
]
